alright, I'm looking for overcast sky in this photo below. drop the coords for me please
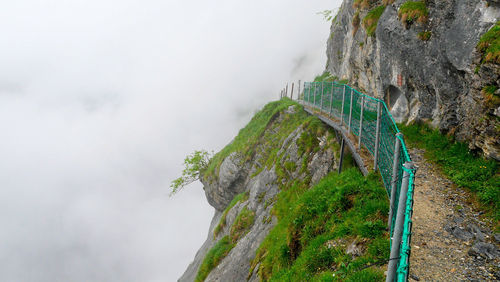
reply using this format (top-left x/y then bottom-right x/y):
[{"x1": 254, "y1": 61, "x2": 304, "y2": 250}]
[{"x1": 0, "y1": 0, "x2": 341, "y2": 281}]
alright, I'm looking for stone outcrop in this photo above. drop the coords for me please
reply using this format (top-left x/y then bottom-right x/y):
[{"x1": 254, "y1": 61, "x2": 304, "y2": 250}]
[{"x1": 326, "y1": 0, "x2": 500, "y2": 159}]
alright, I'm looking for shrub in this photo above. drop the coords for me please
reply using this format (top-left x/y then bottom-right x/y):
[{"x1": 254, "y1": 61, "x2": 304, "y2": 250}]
[{"x1": 170, "y1": 150, "x2": 212, "y2": 194}]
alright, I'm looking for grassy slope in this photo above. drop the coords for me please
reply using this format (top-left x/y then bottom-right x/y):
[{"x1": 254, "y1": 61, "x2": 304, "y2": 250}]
[
  {"x1": 399, "y1": 123, "x2": 500, "y2": 223},
  {"x1": 197, "y1": 99, "x2": 336, "y2": 280},
  {"x1": 204, "y1": 98, "x2": 320, "y2": 181},
  {"x1": 252, "y1": 169, "x2": 389, "y2": 281},
  {"x1": 197, "y1": 99, "x2": 389, "y2": 281}
]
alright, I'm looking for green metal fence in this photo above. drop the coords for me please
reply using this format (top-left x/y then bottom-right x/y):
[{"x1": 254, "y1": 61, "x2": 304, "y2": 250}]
[{"x1": 298, "y1": 81, "x2": 416, "y2": 282}]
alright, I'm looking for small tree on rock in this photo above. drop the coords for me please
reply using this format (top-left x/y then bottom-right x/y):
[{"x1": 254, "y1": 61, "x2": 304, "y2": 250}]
[{"x1": 170, "y1": 150, "x2": 212, "y2": 195}]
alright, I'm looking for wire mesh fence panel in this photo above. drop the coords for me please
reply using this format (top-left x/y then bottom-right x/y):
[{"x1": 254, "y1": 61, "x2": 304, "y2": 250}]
[{"x1": 298, "y1": 81, "x2": 415, "y2": 282}]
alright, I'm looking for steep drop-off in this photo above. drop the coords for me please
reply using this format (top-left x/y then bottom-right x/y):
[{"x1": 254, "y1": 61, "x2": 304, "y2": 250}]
[
  {"x1": 326, "y1": 0, "x2": 500, "y2": 160},
  {"x1": 179, "y1": 100, "x2": 391, "y2": 281}
]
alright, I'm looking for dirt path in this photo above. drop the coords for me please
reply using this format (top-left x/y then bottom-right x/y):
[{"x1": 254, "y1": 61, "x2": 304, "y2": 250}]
[{"x1": 409, "y1": 148, "x2": 499, "y2": 281}]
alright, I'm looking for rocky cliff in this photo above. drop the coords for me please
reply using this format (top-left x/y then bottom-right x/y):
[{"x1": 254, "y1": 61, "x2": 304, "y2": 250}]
[
  {"x1": 179, "y1": 101, "x2": 340, "y2": 281},
  {"x1": 326, "y1": 0, "x2": 500, "y2": 160},
  {"x1": 179, "y1": 99, "x2": 392, "y2": 281}
]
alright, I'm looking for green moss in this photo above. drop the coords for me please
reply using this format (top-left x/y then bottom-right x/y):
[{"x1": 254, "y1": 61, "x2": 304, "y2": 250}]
[
  {"x1": 399, "y1": 123, "x2": 500, "y2": 222},
  {"x1": 213, "y1": 192, "x2": 249, "y2": 238},
  {"x1": 251, "y1": 169, "x2": 389, "y2": 281},
  {"x1": 418, "y1": 31, "x2": 432, "y2": 41},
  {"x1": 477, "y1": 21, "x2": 500, "y2": 64},
  {"x1": 195, "y1": 236, "x2": 235, "y2": 282},
  {"x1": 362, "y1": 5, "x2": 386, "y2": 37},
  {"x1": 230, "y1": 207, "x2": 256, "y2": 243},
  {"x1": 398, "y1": 1, "x2": 428, "y2": 25}
]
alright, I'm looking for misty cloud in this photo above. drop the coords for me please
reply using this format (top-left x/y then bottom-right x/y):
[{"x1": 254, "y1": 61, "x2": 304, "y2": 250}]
[{"x1": 0, "y1": 0, "x2": 341, "y2": 281}]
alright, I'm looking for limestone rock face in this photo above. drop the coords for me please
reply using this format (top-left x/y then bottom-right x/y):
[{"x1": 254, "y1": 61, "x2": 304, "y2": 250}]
[
  {"x1": 326, "y1": 0, "x2": 500, "y2": 160},
  {"x1": 178, "y1": 109, "x2": 338, "y2": 281},
  {"x1": 202, "y1": 152, "x2": 250, "y2": 212}
]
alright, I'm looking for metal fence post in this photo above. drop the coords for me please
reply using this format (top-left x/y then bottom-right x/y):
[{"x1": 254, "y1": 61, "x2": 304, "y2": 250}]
[
  {"x1": 341, "y1": 85, "x2": 346, "y2": 124},
  {"x1": 313, "y1": 83, "x2": 316, "y2": 107},
  {"x1": 388, "y1": 133, "x2": 403, "y2": 230},
  {"x1": 307, "y1": 83, "x2": 310, "y2": 105},
  {"x1": 386, "y1": 162, "x2": 414, "y2": 282},
  {"x1": 320, "y1": 82, "x2": 324, "y2": 113},
  {"x1": 338, "y1": 138, "x2": 345, "y2": 174},
  {"x1": 374, "y1": 101, "x2": 382, "y2": 171},
  {"x1": 291, "y1": 83, "x2": 294, "y2": 100},
  {"x1": 329, "y1": 81, "x2": 334, "y2": 117},
  {"x1": 358, "y1": 96, "x2": 365, "y2": 150},
  {"x1": 348, "y1": 90, "x2": 354, "y2": 132},
  {"x1": 304, "y1": 84, "x2": 307, "y2": 104},
  {"x1": 298, "y1": 80, "x2": 301, "y2": 101},
  {"x1": 285, "y1": 84, "x2": 288, "y2": 98}
]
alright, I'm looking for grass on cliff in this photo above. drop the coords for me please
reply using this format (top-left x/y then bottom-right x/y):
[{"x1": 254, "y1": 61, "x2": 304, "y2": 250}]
[
  {"x1": 477, "y1": 21, "x2": 500, "y2": 64},
  {"x1": 195, "y1": 236, "x2": 234, "y2": 282},
  {"x1": 399, "y1": 123, "x2": 500, "y2": 222},
  {"x1": 314, "y1": 71, "x2": 349, "y2": 85},
  {"x1": 481, "y1": 85, "x2": 500, "y2": 107},
  {"x1": 204, "y1": 97, "x2": 342, "y2": 186},
  {"x1": 353, "y1": 0, "x2": 372, "y2": 10},
  {"x1": 314, "y1": 71, "x2": 337, "y2": 82},
  {"x1": 398, "y1": 1, "x2": 428, "y2": 26},
  {"x1": 418, "y1": 31, "x2": 432, "y2": 41},
  {"x1": 213, "y1": 192, "x2": 249, "y2": 238},
  {"x1": 230, "y1": 206, "x2": 256, "y2": 243},
  {"x1": 362, "y1": 5, "x2": 386, "y2": 37},
  {"x1": 251, "y1": 169, "x2": 389, "y2": 281},
  {"x1": 197, "y1": 204, "x2": 256, "y2": 282},
  {"x1": 203, "y1": 98, "x2": 309, "y2": 181}
]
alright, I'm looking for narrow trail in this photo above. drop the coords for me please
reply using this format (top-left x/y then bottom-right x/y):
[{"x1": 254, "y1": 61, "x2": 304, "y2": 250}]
[{"x1": 409, "y1": 148, "x2": 499, "y2": 281}]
